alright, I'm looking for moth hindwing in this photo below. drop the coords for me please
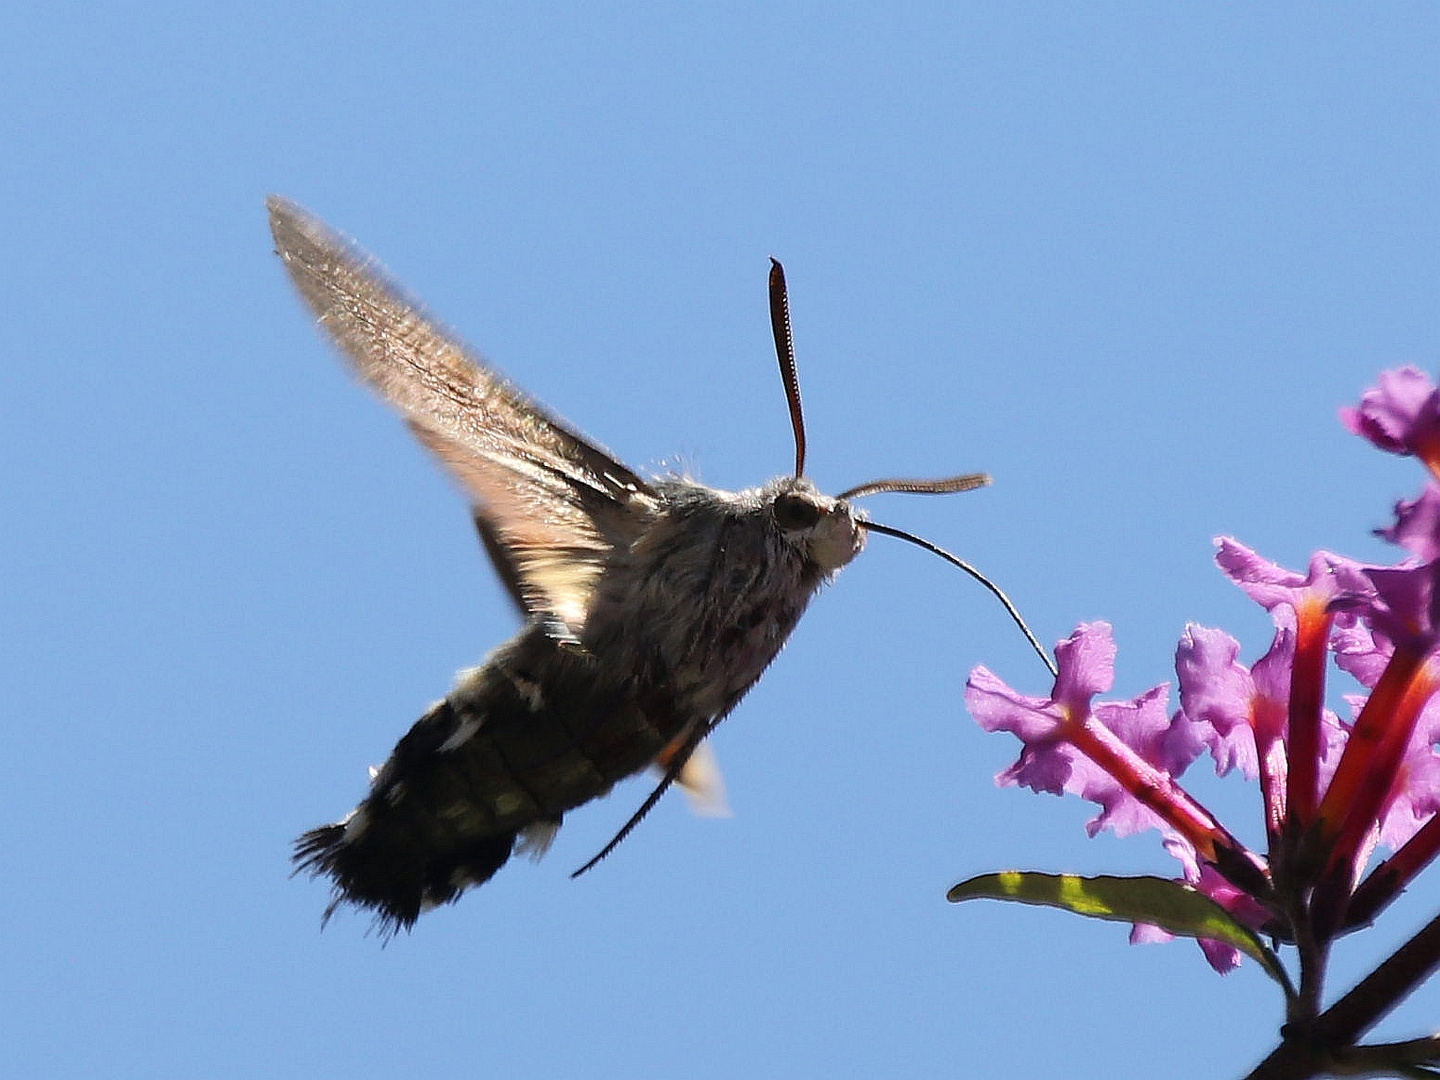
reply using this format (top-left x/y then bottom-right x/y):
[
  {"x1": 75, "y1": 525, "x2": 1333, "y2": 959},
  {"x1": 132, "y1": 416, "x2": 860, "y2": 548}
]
[{"x1": 270, "y1": 197, "x2": 986, "y2": 933}]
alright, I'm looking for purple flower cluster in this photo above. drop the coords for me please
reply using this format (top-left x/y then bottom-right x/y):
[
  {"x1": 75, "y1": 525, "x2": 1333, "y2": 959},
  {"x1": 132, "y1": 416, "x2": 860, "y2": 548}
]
[{"x1": 966, "y1": 368, "x2": 1440, "y2": 975}]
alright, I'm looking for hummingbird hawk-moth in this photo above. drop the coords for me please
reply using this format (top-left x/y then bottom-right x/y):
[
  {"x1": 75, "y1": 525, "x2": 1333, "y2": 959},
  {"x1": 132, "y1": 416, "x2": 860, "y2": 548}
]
[{"x1": 269, "y1": 197, "x2": 1006, "y2": 934}]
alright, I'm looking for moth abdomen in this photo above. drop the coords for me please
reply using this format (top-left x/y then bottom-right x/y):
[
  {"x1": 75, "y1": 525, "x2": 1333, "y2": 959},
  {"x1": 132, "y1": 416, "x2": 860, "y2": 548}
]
[
  {"x1": 295, "y1": 815, "x2": 517, "y2": 933},
  {"x1": 294, "y1": 625, "x2": 694, "y2": 932}
]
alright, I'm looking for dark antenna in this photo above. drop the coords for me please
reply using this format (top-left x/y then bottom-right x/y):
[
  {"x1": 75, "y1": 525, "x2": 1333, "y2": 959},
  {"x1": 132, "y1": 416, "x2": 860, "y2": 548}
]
[
  {"x1": 861, "y1": 519, "x2": 1056, "y2": 678},
  {"x1": 839, "y1": 473, "x2": 992, "y2": 500},
  {"x1": 769, "y1": 258, "x2": 806, "y2": 478}
]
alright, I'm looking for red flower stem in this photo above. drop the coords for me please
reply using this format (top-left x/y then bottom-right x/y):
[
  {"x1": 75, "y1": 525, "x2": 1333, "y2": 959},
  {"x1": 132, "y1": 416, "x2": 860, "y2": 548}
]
[
  {"x1": 1253, "y1": 695, "x2": 1289, "y2": 851},
  {"x1": 1284, "y1": 598, "x2": 1331, "y2": 826},
  {"x1": 1309, "y1": 656, "x2": 1439, "y2": 940},
  {"x1": 1344, "y1": 814, "x2": 1440, "y2": 931},
  {"x1": 1066, "y1": 717, "x2": 1238, "y2": 865},
  {"x1": 1316, "y1": 649, "x2": 1435, "y2": 872},
  {"x1": 1416, "y1": 430, "x2": 1440, "y2": 483}
]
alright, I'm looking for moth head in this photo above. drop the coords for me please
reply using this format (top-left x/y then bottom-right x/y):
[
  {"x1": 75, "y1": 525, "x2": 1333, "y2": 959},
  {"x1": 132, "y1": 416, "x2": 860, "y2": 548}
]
[
  {"x1": 766, "y1": 476, "x2": 865, "y2": 573},
  {"x1": 765, "y1": 258, "x2": 986, "y2": 570},
  {"x1": 762, "y1": 259, "x2": 1054, "y2": 679}
]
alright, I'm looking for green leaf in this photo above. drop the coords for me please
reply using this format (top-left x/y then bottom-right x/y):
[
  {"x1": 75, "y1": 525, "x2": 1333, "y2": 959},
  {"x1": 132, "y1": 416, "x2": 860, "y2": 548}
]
[{"x1": 948, "y1": 871, "x2": 1292, "y2": 993}]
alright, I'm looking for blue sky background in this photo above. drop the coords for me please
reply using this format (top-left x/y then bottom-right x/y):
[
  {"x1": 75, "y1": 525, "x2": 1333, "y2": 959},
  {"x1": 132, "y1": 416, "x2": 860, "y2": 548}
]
[{"x1": 3, "y1": 5, "x2": 1439, "y2": 1078}]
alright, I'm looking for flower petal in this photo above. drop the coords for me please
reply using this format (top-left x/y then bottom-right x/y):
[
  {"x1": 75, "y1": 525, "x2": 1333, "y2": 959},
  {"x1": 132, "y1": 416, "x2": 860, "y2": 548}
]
[
  {"x1": 1378, "y1": 485, "x2": 1440, "y2": 561},
  {"x1": 1174, "y1": 624, "x2": 1259, "y2": 779},
  {"x1": 1340, "y1": 367, "x2": 1440, "y2": 461}
]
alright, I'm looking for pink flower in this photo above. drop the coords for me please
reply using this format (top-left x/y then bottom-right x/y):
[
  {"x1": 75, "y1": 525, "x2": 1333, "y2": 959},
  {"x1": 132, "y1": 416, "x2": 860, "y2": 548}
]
[
  {"x1": 966, "y1": 545, "x2": 1440, "y2": 965},
  {"x1": 957, "y1": 364, "x2": 1440, "y2": 1056},
  {"x1": 967, "y1": 622, "x2": 1260, "y2": 973},
  {"x1": 968, "y1": 624, "x2": 1230, "y2": 852},
  {"x1": 1377, "y1": 485, "x2": 1440, "y2": 562},
  {"x1": 1340, "y1": 366, "x2": 1440, "y2": 476}
]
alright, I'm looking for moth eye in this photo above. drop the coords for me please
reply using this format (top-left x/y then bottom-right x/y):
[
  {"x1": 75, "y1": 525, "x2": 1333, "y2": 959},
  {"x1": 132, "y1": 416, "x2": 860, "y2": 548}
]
[{"x1": 772, "y1": 492, "x2": 822, "y2": 531}]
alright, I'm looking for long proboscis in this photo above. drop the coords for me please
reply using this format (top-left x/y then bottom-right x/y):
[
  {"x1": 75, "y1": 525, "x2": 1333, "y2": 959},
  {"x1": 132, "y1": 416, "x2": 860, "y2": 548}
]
[{"x1": 860, "y1": 520, "x2": 1057, "y2": 678}]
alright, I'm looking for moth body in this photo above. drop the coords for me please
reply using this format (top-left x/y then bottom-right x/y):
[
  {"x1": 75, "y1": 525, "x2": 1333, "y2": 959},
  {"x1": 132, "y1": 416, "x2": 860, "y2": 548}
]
[
  {"x1": 262, "y1": 193, "x2": 866, "y2": 928},
  {"x1": 295, "y1": 472, "x2": 862, "y2": 930},
  {"x1": 270, "y1": 197, "x2": 976, "y2": 934}
]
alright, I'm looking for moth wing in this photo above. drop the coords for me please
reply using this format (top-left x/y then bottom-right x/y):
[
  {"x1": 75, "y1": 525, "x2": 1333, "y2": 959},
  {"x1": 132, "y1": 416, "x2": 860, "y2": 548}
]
[
  {"x1": 654, "y1": 735, "x2": 731, "y2": 818},
  {"x1": 268, "y1": 196, "x2": 656, "y2": 634},
  {"x1": 471, "y1": 511, "x2": 529, "y2": 618}
]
